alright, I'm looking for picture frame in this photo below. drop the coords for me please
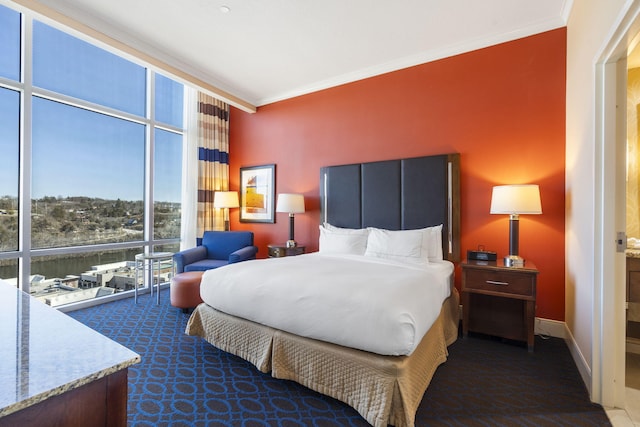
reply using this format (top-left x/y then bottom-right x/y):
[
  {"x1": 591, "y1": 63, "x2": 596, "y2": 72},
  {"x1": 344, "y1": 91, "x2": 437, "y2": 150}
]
[{"x1": 239, "y1": 164, "x2": 276, "y2": 223}]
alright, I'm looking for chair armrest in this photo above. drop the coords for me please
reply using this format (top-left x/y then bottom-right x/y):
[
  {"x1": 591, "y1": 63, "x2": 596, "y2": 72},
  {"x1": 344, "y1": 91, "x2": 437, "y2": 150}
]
[
  {"x1": 229, "y1": 246, "x2": 258, "y2": 264},
  {"x1": 173, "y1": 246, "x2": 207, "y2": 273}
]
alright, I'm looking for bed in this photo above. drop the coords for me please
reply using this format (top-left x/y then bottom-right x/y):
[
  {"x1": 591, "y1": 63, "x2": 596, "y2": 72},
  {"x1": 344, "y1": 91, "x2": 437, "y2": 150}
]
[{"x1": 186, "y1": 153, "x2": 461, "y2": 427}]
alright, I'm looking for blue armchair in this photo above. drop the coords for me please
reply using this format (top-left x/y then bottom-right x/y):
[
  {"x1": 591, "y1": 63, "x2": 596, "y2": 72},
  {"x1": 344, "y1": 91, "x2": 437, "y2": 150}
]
[{"x1": 173, "y1": 231, "x2": 258, "y2": 273}]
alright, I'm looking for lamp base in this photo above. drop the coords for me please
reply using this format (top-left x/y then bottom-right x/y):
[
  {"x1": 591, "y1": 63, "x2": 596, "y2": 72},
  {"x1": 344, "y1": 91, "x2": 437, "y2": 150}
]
[
  {"x1": 286, "y1": 239, "x2": 297, "y2": 248},
  {"x1": 504, "y1": 255, "x2": 525, "y2": 268}
]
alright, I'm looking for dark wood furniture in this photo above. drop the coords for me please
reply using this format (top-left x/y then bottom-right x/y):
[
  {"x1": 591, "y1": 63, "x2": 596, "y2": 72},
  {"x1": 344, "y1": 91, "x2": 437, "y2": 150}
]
[
  {"x1": 461, "y1": 259, "x2": 538, "y2": 351},
  {"x1": 626, "y1": 255, "x2": 640, "y2": 339},
  {"x1": 0, "y1": 370, "x2": 128, "y2": 427},
  {"x1": 268, "y1": 244, "x2": 305, "y2": 257}
]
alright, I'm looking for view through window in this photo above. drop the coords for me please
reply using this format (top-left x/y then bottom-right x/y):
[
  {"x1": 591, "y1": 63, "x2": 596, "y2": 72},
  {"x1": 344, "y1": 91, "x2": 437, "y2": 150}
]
[{"x1": 0, "y1": 4, "x2": 185, "y2": 308}]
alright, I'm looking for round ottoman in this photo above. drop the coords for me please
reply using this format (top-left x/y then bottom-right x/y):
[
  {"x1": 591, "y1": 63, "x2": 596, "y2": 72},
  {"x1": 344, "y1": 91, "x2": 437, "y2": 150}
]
[{"x1": 170, "y1": 271, "x2": 204, "y2": 313}]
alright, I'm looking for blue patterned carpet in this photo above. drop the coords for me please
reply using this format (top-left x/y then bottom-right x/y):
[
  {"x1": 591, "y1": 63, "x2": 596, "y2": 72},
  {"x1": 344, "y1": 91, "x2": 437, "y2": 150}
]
[{"x1": 68, "y1": 290, "x2": 611, "y2": 426}]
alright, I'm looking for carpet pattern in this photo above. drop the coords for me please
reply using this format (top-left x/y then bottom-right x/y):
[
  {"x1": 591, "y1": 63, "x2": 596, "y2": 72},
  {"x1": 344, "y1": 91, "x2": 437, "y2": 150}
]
[{"x1": 68, "y1": 290, "x2": 611, "y2": 426}]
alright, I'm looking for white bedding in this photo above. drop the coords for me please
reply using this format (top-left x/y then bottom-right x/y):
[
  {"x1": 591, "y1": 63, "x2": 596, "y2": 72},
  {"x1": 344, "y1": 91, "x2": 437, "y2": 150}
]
[{"x1": 199, "y1": 253, "x2": 453, "y2": 356}]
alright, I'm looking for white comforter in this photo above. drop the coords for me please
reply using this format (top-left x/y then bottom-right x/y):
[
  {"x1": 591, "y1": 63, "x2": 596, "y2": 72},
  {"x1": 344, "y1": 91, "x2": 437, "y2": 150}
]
[{"x1": 199, "y1": 253, "x2": 453, "y2": 356}]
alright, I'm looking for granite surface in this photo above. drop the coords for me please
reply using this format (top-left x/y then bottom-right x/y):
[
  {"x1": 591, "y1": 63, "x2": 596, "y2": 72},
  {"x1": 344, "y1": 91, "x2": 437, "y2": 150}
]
[
  {"x1": 627, "y1": 249, "x2": 640, "y2": 258},
  {"x1": 0, "y1": 281, "x2": 140, "y2": 418}
]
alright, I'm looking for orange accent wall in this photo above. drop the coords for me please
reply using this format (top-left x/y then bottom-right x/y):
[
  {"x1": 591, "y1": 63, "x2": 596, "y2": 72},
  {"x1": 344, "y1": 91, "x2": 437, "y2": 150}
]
[{"x1": 229, "y1": 28, "x2": 566, "y2": 321}]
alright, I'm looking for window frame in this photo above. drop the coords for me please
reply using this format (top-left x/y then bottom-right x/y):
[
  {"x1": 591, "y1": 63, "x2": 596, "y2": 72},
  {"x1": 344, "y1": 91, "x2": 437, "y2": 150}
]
[{"x1": 0, "y1": 4, "x2": 187, "y2": 310}]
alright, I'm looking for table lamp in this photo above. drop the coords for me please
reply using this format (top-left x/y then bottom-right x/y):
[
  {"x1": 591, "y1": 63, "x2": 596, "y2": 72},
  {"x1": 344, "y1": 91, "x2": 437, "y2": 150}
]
[
  {"x1": 490, "y1": 184, "x2": 542, "y2": 267},
  {"x1": 276, "y1": 193, "x2": 305, "y2": 248},
  {"x1": 213, "y1": 191, "x2": 239, "y2": 231}
]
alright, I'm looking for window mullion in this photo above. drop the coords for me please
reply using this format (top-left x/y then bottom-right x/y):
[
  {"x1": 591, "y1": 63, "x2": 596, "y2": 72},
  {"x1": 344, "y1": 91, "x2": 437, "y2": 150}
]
[
  {"x1": 145, "y1": 70, "x2": 154, "y2": 249},
  {"x1": 19, "y1": 12, "x2": 33, "y2": 293},
  {"x1": 31, "y1": 86, "x2": 148, "y2": 126}
]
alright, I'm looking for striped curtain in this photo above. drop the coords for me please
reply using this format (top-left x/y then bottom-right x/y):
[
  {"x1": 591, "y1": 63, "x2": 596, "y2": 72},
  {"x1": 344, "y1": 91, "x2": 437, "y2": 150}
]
[{"x1": 196, "y1": 93, "x2": 230, "y2": 244}]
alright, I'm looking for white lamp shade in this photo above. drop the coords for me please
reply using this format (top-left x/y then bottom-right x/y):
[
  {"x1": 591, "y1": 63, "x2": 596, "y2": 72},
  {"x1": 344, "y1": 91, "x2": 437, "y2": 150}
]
[
  {"x1": 490, "y1": 185, "x2": 542, "y2": 215},
  {"x1": 213, "y1": 191, "x2": 239, "y2": 209},
  {"x1": 276, "y1": 193, "x2": 305, "y2": 214}
]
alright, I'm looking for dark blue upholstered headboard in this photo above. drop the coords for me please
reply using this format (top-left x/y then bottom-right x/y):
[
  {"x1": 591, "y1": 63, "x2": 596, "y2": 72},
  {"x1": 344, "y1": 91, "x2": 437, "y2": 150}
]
[{"x1": 319, "y1": 153, "x2": 460, "y2": 262}]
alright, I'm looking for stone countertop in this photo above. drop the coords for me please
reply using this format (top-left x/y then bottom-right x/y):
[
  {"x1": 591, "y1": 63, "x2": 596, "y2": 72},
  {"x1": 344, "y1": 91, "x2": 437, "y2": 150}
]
[
  {"x1": 627, "y1": 249, "x2": 640, "y2": 258},
  {"x1": 0, "y1": 281, "x2": 140, "y2": 418}
]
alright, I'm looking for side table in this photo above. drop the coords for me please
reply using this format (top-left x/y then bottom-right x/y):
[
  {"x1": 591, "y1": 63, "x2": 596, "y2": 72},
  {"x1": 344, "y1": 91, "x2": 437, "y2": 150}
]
[
  {"x1": 267, "y1": 244, "x2": 306, "y2": 258},
  {"x1": 134, "y1": 252, "x2": 174, "y2": 304},
  {"x1": 461, "y1": 259, "x2": 538, "y2": 351}
]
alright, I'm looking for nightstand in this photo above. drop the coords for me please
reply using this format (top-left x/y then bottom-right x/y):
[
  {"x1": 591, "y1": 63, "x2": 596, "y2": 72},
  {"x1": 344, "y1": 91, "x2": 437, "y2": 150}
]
[
  {"x1": 267, "y1": 244, "x2": 306, "y2": 258},
  {"x1": 461, "y1": 259, "x2": 538, "y2": 351}
]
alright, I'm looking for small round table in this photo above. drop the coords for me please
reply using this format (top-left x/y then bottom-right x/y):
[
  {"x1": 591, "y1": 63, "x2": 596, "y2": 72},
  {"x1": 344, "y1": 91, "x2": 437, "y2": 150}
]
[{"x1": 134, "y1": 252, "x2": 174, "y2": 304}]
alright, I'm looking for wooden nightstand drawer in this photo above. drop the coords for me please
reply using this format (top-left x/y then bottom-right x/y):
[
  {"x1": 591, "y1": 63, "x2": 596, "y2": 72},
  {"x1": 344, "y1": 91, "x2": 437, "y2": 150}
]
[{"x1": 464, "y1": 269, "x2": 534, "y2": 297}]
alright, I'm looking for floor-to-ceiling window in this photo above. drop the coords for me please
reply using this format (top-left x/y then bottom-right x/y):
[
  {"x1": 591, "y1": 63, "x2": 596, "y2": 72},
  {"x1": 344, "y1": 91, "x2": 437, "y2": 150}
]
[
  {"x1": 0, "y1": 4, "x2": 21, "y2": 283},
  {"x1": 0, "y1": 3, "x2": 185, "y2": 308}
]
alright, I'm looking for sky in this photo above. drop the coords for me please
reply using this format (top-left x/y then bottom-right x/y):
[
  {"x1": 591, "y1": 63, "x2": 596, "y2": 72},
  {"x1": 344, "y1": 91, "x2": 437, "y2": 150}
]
[
  {"x1": 0, "y1": 4, "x2": 20, "y2": 200},
  {"x1": 0, "y1": 89, "x2": 19, "y2": 199},
  {"x1": 0, "y1": 7, "x2": 184, "y2": 203}
]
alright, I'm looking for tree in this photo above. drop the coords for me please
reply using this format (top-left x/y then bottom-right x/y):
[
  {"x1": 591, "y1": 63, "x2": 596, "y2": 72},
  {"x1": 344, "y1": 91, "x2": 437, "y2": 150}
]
[{"x1": 51, "y1": 205, "x2": 66, "y2": 220}]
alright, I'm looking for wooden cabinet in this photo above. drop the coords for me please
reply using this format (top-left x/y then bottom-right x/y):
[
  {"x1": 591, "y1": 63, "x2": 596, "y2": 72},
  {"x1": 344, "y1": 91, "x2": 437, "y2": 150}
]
[
  {"x1": 268, "y1": 244, "x2": 306, "y2": 258},
  {"x1": 628, "y1": 257, "x2": 640, "y2": 302},
  {"x1": 461, "y1": 260, "x2": 538, "y2": 351},
  {"x1": 627, "y1": 256, "x2": 640, "y2": 339},
  {"x1": 0, "y1": 370, "x2": 128, "y2": 427}
]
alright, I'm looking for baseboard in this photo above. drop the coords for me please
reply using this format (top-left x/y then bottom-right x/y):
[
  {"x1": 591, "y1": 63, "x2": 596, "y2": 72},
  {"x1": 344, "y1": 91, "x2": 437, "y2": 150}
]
[
  {"x1": 562, "y1": 322, "x2": 592, "y2": 396},
  {"x1": 535, "y1": 317, "x2": 565, "y2": 338}
]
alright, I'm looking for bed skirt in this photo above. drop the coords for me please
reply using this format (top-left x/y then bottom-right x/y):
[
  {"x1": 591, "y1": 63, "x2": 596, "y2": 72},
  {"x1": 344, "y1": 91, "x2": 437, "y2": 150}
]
[{"x1": 186, "y1": 288, "x2": 459, "y2": 427}]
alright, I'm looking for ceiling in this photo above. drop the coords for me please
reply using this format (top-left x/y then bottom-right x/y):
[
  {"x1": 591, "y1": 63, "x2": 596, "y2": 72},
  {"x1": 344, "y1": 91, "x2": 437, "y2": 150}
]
[{"x1": 20, "y1": 0, "x2": 570, "y2": 111}]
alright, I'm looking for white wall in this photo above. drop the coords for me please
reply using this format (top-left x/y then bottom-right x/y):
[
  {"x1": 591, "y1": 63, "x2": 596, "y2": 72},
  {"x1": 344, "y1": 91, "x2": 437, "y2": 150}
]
[{"x1": 566, "y1": 0, "x2": 629, "y2": 401}]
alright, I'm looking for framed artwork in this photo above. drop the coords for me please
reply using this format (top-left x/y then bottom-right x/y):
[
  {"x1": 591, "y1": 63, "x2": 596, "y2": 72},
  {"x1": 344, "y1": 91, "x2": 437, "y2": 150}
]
[{"x1": 239, "y1": 164, "x2": 276, "y2": 223}]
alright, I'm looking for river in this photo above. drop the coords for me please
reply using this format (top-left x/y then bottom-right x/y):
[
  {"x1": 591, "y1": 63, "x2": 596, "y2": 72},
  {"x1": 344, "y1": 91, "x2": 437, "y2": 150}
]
[{"x1": 0, "y1": 248, "x2": 144, "y2": 281}]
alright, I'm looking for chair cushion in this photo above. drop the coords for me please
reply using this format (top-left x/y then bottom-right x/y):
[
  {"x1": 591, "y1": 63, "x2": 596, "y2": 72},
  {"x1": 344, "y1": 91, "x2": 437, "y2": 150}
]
[
  {"x1": 202, "y1": 231, "x2": 254, "y2": 260},
  {"x1": 184, "y1": 259, "x2": 229, "y2": 272}
]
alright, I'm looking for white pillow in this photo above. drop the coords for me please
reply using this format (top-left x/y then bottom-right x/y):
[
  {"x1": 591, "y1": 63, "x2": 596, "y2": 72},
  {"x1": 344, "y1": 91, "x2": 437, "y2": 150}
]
[
  {"x1": 318, "y1": 225, "x2": 369, "y2": 255},
  {"x1": 419, "y1": 224, "x2": 443, "y2": 262},
  {"x1": 364, "y1": 228, "x2": 426, "y2": 264},
  {"x1": 322, "y1": 223, "x2": 358, "y2": 232}
]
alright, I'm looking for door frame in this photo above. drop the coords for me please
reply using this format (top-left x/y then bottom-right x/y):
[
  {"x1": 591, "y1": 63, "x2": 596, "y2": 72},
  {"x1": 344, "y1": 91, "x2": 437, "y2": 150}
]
[{"x1": 595, "y1": 0, "x2": 640, "y2": 408}]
